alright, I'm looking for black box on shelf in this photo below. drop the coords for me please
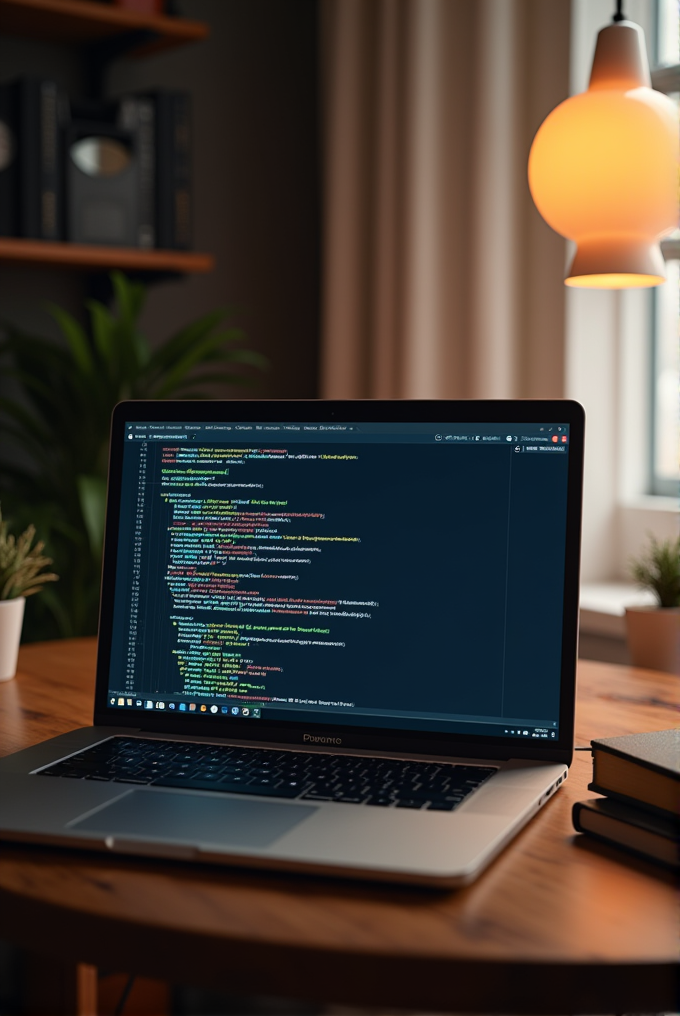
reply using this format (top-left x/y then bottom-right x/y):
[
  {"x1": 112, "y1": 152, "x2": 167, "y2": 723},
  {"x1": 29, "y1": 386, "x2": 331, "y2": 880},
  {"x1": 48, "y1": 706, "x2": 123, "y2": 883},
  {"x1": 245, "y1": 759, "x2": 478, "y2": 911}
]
[
  {"x1": 0, "y1": 76, "x2": 66, "y2": 240},
  {"x1": 66, "y1": 95, "x2": 155, "y2": 248},
  {"x1": 150, "y1": 90, "x2": 192, "y2": 249}
]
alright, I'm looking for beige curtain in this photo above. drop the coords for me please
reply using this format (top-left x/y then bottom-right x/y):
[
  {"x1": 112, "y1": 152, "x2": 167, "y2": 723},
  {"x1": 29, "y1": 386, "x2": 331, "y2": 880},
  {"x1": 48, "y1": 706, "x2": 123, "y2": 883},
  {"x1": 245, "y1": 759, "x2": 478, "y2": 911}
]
[{"x1": 320, "y1": 0, "x2": 571, "y2": 400}]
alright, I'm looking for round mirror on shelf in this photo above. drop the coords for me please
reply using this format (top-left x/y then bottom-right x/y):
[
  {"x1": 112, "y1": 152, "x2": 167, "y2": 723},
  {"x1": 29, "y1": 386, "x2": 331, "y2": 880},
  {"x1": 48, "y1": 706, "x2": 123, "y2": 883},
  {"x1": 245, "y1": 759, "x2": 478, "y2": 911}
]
[{"x1": 70, "y1": 137, "x2": 131, "y2": 177}]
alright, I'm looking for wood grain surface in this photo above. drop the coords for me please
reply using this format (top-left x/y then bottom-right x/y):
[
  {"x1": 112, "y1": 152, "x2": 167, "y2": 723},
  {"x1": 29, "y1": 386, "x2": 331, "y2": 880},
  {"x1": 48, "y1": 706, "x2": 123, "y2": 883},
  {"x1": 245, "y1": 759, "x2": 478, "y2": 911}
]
[
  {"x1": 0, "y1": 0, "x2": 208, "y2": 53},
  {"x1": 0, "y1": 238, "x2": 214, "y2": 274},
  {"x1": 0, "y1": 639, "x2": 677, "y2": 1014}
]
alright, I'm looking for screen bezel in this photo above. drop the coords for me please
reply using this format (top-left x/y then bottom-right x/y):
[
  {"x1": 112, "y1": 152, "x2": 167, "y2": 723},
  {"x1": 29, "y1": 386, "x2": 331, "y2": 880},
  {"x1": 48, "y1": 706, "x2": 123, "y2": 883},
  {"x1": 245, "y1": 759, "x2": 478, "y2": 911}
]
[{"x1": 94, "y1": 399, "x2": 584, "y2": 765}]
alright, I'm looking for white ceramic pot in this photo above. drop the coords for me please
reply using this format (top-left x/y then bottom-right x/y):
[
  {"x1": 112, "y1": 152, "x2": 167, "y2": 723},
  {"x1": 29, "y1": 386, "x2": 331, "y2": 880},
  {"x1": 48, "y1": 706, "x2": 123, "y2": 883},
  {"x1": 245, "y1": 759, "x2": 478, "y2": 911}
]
[
  {"x1": 624, "y1": 606, "x2": 680, "y2": 675},
  {"x1": 0, "y1": 596, "x2": 26, "y2": 682}
]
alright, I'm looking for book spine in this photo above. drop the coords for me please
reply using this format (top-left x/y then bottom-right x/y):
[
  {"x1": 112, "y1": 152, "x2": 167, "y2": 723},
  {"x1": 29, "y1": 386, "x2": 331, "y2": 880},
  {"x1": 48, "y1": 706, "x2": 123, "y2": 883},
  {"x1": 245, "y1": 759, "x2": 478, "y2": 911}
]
[
  {"x1": 40, "y1": 81, "x2": 61, "y2": 240},
  {"x1": 137, "y1": 98, "x2": 155, "y2": 249},
  {"x1": 572, "y1": 801, "x2": 678, "y2": 871},
  {"x1": 18, "y1": 78, "x2": 62, "y2": 240},
  {"x1": 19, "y1": 79, "x2": 39, "y2": 238},
  {"x1": 154, "y1": 93, "x2": 172, "y2": 249},
  {"x1": 587, "y1": 781, "x2": 677, "y2": 821},
  {"x1": 0, "y1": 83, "x2": 18, "y2": 236},
  {"x1": 154, "y1": 92, "x2": 191, "y2": 249},
  {"x1": 172, "y1": 93, "x2": 191, "y2": 249}
]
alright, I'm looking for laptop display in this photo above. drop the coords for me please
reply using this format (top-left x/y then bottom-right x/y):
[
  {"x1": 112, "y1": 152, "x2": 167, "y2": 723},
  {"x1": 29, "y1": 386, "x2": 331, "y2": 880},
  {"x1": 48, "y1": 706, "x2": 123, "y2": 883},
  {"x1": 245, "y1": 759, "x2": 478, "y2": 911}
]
[
  {"x1": 1, "y1": 399, "x2": 583, "y2": 886},
  {"x1": 96, "y1": 401, "x2": 582, "y2": 759}
]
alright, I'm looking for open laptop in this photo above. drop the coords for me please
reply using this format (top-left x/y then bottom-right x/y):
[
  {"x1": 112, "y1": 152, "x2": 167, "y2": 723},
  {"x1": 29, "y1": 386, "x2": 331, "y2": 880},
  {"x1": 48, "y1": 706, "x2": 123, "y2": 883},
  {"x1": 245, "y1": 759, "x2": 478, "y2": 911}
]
[{"x1": 0, "y1": 399, "x2": 584, "y2": 887}]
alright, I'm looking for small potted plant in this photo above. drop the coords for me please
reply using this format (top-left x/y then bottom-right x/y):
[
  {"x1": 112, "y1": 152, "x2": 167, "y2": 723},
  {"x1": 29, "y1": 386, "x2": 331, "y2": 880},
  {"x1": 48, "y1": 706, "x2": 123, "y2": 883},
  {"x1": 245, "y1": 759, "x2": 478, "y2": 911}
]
[
  {"x1": 0, "y1": 509, "x2": 58, "y2": 681},
  {"x1": 626, "y1": 534, "x2": 680, "y2": 674}
]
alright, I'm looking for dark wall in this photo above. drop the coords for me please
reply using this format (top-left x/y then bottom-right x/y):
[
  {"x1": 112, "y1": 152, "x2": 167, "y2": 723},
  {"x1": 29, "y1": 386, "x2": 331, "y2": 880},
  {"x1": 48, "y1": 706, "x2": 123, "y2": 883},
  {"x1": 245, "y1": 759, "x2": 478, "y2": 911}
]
[{"x1": 0, "y1": 0, "x2": 322, "y2": 398}]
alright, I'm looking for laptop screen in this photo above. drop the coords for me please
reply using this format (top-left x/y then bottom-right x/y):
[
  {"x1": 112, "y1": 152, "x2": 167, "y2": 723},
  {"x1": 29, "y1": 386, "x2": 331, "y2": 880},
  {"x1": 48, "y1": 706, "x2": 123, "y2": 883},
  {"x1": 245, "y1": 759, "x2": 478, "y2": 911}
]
[{"x1": 98, "y1": 402, "x2": 582, "y2": 755}]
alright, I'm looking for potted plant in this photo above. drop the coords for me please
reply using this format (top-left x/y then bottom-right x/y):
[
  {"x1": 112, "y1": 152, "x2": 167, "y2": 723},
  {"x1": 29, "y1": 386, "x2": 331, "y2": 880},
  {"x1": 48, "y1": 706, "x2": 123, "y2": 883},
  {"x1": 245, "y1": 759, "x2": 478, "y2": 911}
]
[
  {"x1": 0, "y1": 271, "x2": 266, "y2": 642},
  {"x1": 626, "y1": 535, "x2": 680, "y2": 674},
  {"x1": 0, "y1": 509, "x2": 58, "y2": 680}
]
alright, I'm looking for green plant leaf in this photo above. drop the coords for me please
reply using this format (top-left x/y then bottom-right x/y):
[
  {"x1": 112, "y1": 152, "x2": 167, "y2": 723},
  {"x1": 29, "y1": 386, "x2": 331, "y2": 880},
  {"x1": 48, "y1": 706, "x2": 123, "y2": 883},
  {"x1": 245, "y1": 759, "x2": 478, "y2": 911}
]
[
  {"x1": 1, "y1": 273, "x2": 264, "y2": 638},
  {"x1": 111, "y1": 270, "x2": 147, "y2": 325},
  {"x1": 630, "y1": 534, "x2": 680, "y2": 608},
  {"x1": 86, "y1": 298, "x2": 121, "y2": 379},
  {"x1": 145, "y1": 311, "x2": 225, "y2": 377},
  {"x1": 39, "y1": 587, "x2": 69, "y2": 631},
  {"x1": 77, "y1": 475, "x2": 108, "y2": 561},
  {"x1": 0, "y1": 396, "x2": 52, "y2": 446},
  {"x1": 150, "y1": 331, "x2": 255, "y2": 399},
  {"x1": 48, "y1": 304, "x2": 93, "y2": 375}
]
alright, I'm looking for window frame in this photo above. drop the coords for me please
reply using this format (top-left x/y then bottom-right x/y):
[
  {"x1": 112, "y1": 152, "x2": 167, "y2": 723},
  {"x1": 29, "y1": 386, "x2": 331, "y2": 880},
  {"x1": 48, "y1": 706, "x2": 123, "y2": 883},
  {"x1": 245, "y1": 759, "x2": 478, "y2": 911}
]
[
  {"x1": 649, "y1": 2, "x2": 679, "y2": 497},
  {"x1": 567, "y1": 0, "x2": 678, "y2": 588}
]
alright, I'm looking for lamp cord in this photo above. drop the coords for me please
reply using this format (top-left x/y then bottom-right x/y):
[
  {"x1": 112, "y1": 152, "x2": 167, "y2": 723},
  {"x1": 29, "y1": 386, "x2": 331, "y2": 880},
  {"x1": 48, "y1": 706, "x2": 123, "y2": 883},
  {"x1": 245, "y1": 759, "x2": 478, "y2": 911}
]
[
  {"x1": 114, "y1": 975, "x2": 136, "y2": 1016},
  {"x1": 613, "y1": 0, "x2": 625, "y2": 21}
]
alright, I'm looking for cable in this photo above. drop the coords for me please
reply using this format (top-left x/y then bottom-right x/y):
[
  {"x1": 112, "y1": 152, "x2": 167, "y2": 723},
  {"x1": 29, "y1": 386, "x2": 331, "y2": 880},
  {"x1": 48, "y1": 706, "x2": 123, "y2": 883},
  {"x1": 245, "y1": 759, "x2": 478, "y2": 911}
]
[
  {"x1": 613, "y1": 0, "x2": 625, "y2": 21},
  {"x1": 575, "y1": 746, "x2": 592, "y2": 751},
  {"x1": 113, "y1": 975, "x2": 136, "y2": 1016}
]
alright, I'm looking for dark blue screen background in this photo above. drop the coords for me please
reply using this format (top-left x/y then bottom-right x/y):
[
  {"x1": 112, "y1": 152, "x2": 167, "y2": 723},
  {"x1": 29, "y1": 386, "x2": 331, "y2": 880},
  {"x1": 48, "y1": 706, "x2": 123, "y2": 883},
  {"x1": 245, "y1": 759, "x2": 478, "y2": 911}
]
[{"x1": 109, "y1": 431, "x2": 569, "y2": 736}]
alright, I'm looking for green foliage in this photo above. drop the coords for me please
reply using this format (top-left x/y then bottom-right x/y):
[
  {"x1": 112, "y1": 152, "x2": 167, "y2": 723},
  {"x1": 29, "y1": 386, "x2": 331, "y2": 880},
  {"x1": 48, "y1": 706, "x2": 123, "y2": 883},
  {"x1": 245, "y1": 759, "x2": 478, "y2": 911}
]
[
  {"x1": 0, "y1": 507, "x2": 58, "y2": 600},
  {"x1": 630, "y1": 534, "x2": 680, "y2": 609},
  {"x1": 0, "y1": 272, "x2": 267, "y2": 640}
]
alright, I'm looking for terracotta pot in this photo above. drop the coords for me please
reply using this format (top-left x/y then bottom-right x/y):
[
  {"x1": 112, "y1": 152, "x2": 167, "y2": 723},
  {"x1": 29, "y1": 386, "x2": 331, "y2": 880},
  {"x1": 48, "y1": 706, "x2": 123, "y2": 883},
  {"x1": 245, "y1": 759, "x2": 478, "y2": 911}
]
[
  {"x1": 624, "y1": 606, "x2": 680, "y2": 674},
  {"x1": 0, "y1": 597, "x2": 26, "y2": 681}
]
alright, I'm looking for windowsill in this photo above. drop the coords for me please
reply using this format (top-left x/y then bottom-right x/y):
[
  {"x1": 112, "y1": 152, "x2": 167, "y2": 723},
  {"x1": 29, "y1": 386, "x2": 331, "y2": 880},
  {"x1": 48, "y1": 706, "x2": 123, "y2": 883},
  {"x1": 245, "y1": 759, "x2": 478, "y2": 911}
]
[
  {"x1": 579, "y1": 582, "x2": 656, "y2": 638},
  {"x1": 622, "y1": 494, "x2": 678, "y2": 513}
]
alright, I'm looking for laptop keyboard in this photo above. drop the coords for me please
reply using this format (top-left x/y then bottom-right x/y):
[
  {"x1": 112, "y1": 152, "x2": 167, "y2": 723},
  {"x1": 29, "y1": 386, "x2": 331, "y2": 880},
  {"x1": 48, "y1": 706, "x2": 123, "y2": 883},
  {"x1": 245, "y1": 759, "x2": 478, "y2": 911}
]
[{"x1": 37, "y1": 737, "x2": 496, "y2": 811}]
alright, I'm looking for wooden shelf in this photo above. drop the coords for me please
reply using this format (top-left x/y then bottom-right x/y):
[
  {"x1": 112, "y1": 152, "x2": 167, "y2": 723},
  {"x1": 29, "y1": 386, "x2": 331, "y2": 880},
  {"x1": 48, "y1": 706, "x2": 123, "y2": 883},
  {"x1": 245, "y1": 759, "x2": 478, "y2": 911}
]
[
  {"x1": 0, "y1": 0, "x2": 208, "y2": 57},
  {"x1": 0, "y1": 238, "x2": 214, "y2": 273}
]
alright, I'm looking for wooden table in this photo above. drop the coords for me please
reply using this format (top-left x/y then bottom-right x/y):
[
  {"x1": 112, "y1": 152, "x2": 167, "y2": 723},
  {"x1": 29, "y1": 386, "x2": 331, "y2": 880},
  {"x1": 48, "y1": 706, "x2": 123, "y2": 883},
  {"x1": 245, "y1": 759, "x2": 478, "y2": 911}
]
[{"x1": 0, "y1": 639, "x2": 677, "y2": 1015}]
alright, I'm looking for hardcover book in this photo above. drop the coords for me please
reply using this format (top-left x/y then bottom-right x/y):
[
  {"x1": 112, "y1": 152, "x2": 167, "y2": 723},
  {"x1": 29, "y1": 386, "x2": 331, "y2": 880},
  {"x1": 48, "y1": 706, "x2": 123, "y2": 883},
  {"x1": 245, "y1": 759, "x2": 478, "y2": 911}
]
[
  {"x1": 2, "y1": 77, "x2": 64, "y2": 240},
  {"x1": 67, "y1": 96, "x2": 155, "y2": 248},
  {"x1": 573, "y1": 796, "x2": 679, "y2": 870},
  {"x1": 588, "y1": 728, "x2": 680, "y2": 818},
  {"x1": 151, "y1": 90, "x2": 191, "y2": 249},
  {"x1": 0, "y1": 82, "x2": 18, "y2": 236}
]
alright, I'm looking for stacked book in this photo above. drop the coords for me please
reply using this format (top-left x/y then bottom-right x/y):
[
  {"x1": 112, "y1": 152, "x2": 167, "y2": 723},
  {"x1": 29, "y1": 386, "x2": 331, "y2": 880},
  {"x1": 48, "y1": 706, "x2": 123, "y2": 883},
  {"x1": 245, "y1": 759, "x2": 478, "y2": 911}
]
[
  {"x1": 0, "y1": 76, "x2": 192, "y2": 249},
  {"x1": 573, "y1": 728, "x2": 679, "y2": 871}
]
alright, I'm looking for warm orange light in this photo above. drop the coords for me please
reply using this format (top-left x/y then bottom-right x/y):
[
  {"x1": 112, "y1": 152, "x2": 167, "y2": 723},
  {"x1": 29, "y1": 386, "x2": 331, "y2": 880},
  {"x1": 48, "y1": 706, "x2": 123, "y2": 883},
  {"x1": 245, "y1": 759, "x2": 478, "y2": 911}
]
[{"x1": 528, "y1": 20, "x2": 678, "y2": 289}]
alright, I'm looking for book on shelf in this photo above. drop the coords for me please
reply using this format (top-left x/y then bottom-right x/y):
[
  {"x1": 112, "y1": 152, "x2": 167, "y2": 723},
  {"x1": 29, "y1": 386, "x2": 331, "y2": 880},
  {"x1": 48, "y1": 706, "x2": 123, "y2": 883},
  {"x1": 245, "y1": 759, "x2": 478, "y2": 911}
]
[
  {"x1": 573, "y1": 797, "x2": 679, "y2": 870},
  {"x1": 0, "y1": 77, "x2": 66, "y2": 241},
  {"x1": 66, "y1": 95, "x2": 155, "y2": 249},
  {"x1": 151, "y1": 90, "x2": 192, "y2": 250},
  {"x1": 0, "y1": 83, "x2": 17, "y2": 237},
  {"x1": 588, "y1": 728, "x2": 680, "y2": 818},
  {"x1": 0, "y1": 81, "x2": 194, "y2": 253}
]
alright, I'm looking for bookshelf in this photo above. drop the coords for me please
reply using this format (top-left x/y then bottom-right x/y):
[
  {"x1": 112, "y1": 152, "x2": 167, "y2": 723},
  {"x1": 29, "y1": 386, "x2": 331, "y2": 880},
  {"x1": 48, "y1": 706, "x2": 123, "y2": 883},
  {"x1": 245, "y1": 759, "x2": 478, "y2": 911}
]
[
  {"x1": 0, "y1": 0, "x2": 213, "y2": 274},
  {"x1": 0, "y1": 238, "x2": 214, "y2": 272},
  {"x1": 0, "y1": 0, "x2": 208, "y2": 58}
]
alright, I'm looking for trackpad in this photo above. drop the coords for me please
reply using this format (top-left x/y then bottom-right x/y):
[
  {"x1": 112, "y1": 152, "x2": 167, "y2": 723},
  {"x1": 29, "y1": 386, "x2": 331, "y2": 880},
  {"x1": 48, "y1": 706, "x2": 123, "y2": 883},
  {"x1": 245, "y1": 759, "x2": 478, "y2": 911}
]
[{"x1": 71, "y1": 790, "x2": 315, "y2": 848}]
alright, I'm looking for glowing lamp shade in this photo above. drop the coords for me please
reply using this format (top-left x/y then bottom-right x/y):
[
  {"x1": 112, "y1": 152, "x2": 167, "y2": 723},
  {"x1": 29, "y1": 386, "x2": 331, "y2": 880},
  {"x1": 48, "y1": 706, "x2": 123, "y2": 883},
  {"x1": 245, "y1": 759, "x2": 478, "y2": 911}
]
[{"x1": 528, "y1": 21, "x2": 678, "y2": 289}]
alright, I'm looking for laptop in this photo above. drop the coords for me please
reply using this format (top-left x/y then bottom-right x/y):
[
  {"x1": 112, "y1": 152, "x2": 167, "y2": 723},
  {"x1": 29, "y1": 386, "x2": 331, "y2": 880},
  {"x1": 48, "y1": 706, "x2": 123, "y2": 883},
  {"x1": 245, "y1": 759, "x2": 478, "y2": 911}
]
[{"x1": 0, "y1": 399, "x2": 584, "y2": 887}]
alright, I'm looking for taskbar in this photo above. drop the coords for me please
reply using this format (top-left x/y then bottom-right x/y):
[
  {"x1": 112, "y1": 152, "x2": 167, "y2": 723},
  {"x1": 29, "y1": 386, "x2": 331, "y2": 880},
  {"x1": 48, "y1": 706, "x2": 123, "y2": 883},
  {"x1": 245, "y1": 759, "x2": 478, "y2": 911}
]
[{"x1": 107, "y1": 695, "x2": 558, "y2": 741}]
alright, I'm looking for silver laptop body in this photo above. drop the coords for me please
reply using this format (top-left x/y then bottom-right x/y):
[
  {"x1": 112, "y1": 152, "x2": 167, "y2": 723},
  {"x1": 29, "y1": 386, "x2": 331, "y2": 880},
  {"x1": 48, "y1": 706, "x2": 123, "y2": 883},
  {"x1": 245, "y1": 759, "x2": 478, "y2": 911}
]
[{"x1": 0, "y1": 399, "x2": 584, "y2": 888}]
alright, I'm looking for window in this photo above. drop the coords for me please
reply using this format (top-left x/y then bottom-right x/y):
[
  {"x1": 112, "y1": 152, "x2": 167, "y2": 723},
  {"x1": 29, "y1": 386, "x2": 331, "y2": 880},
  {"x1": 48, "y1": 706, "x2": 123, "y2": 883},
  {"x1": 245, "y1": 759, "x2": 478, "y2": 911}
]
[
  {"x1": 567, "y1": 0, "x2": 678, "y2": 589},
  {"x1": 651, "y1": 0, "x2": 680, "y2": 496}
]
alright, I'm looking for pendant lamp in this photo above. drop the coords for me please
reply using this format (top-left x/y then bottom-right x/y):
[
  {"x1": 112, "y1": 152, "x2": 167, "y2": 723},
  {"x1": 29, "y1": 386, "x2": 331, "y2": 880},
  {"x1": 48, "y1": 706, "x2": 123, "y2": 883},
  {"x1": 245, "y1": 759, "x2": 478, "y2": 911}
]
[{"x1": 528, "y1": 2, "x2": 678, "y2": 289}]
